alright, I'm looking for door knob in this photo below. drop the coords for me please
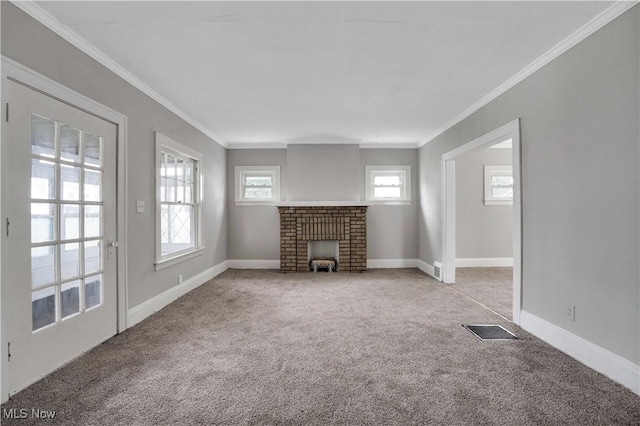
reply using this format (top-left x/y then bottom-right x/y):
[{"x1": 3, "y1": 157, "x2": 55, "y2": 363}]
[{"x1": 108, "y1": 240, "x2": 118, "y2": 259}]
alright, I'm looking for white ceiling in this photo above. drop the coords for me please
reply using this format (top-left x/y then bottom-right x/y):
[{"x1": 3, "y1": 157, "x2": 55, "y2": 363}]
[{"x1": 34, "y1": 1, "x2": 613, "y2": 148}]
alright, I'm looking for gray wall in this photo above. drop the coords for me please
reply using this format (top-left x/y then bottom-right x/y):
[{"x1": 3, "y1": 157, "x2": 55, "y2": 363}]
[
  {"x1": 227, "y1": 149, "x2": 286, "y2": 260},
  {"x1": 361, "y1": 149, "x2": 418, "y2": 260},
  {"x1": 2, "y1": 3, "x2": 228, "y2": 308},
  {"x1": 286, "y1": 144, "x2": 360, "y2": 201},
  {"x1": 228, "y1": 147, "x2": 419, "y2": 260},
  {"x1": 455, "y1": 147, "x2": 512, "y2": 259},
  {"x1": 418, "y1": 7, "x2": 639, "y2": 364}
]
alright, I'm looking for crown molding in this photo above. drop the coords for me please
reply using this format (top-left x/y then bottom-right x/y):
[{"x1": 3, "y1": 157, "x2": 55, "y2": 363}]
[
  {"x1": 11, "y1": 0, "x2": 227, "y2": 148},
  {"x1": 286, "y1": 139, "x2": 362, "y2": 146},
  {"x1": 227, "y1": 142, "x2": 287, "y2": 149},
  {"x1": 227, "y1": 141, "x2": 420, "y2": 149},
  {"x1": 359, "y1": 142, "x2": 419, "y2": 149},
  {"x1": 419, "y1": 1, "x2": 638, "y2": 147}
]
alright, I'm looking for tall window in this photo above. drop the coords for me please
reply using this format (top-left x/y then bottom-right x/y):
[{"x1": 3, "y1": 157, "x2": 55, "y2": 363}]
[
  {"x1": 155, "y1": 133, "x2": 202, "y2": 268},
  {"x1": 365, "y1": 165, "x2": 411, "y2": 203},
  {"x1": 234, "y1": 166, "x2": 281, "y2": 205},
  {"x1": 484, "y1": 165, "x2": 513, "y2": 205}
]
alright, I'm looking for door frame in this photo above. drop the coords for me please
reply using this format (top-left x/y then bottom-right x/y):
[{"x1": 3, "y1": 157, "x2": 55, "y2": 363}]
[
  {"x1": 0, "y1": 57, "x2": 129, "y2": 403},
  {"x1": 440, "y1": 119, "x2": 522, "y2": 324}
]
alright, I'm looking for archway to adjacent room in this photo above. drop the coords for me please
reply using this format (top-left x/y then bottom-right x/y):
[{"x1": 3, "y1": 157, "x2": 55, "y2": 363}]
[{"x1": 441, "y1": 119, "x2": 522, "y2": 324}]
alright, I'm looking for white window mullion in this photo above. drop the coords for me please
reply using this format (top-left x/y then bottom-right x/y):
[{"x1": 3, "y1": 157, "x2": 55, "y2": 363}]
[
  {"x1": 365, "y1": 165, "x2": 411, "y2": 203},
  {"x1": 484, "y1": 165, "x2": 513, "y2": 205},
  {"x1": 155, "y1": 132, "x2": 203, "y2": 267},
  {"x1": 235, "y1": 166, "x2": 281, "y2": 205}
]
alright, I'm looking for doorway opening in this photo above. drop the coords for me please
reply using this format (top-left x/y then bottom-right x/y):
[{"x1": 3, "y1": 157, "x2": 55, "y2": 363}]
[{"x1": 441, "y1": 119, "x2": 522, "y2": 324}]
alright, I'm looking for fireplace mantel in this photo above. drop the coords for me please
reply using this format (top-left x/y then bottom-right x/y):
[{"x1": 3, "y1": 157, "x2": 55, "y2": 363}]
[
  {"x1": 278, "y1": 206, "x2": 367, "y2": 273},
  {"x1": 275, "y1": 201, "x2": 369, "y2": 207}
]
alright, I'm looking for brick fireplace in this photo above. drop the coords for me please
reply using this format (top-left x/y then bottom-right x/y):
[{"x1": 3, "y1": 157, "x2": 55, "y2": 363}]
[{"x1": 278, "y1": 206, "x2": 367, "y2": 272}]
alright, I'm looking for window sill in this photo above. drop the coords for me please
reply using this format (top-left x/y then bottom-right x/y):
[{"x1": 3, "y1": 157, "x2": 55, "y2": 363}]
[
  {"x1": 366, "y1": 200, "x2": 411, "y2": 206},
  {"x1": 154, "y1": 247, "x2": 206, "y2": 271},
  {"x1": 484, "y1": 200, "x2": 513, "y2": 206},
  {"x1": 234, "y1": 200, "x2": 278, "y2": 206}
]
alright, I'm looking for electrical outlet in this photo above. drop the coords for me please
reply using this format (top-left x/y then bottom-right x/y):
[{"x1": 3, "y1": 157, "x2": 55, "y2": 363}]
[
  {"x1": 567, "y1": 306, "x2": 576, "y2": 322},
  {"x1": 178, "y1": 274, "x2": 183, "y2": 285}
]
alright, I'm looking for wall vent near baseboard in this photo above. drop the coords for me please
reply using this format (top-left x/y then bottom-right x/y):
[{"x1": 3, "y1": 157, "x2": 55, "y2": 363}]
[{"x1": 433, "y1": 262, "x2": 442, "y2": 281}]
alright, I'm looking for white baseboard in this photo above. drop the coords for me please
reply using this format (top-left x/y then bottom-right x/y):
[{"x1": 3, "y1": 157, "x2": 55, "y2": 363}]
[
  {"x1": 367, "y1": 259, "x2": 418, "y2": 268},
  {"x1": 127, "y1": 260, "x2": 229, "y2": 328},
  {"x1": 520, "y1": 310, "x2": 640, "y2": 396},
  {"x1": 456, "y1": 257, "x2": 513, "y2": 267},
  {"x1": 416, "y1": 259, "x2": 440, "y2": 281},
  {"x1": 227, "y1": 259, "x2": 280, "y2": 269},
  {"x1": 227, "y1": 259, "x2": 427, "y2": 270}
]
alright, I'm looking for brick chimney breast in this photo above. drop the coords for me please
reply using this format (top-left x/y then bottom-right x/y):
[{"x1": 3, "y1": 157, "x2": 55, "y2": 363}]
[{"x1": 278, "y1": 206, "x2": 367, "y2": 272}]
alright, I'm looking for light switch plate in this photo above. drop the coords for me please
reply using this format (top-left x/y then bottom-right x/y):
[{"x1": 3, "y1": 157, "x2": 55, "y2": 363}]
[{"x1": 136, "y1": 200, "x2": 145, "y2": 213}]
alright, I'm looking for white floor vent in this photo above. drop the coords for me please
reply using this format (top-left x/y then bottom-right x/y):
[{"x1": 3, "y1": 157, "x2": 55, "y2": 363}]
[{"x1": 433, "y1": 262, "x2": 442, "y2": 281}]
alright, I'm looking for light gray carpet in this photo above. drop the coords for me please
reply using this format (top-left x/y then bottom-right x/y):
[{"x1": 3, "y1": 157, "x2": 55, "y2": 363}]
[
  {"x1": 453, "y1": 267, "x2": 513, "y2": 320},
  {"x1": 2, "y1": 269, "x2": 639, "y2": 425}
]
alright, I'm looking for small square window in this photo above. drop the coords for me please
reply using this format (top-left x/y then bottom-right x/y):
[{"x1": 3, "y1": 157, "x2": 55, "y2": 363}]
[
  {"x1": 484, "y1": 165, "x2": 513, "y2": 205},
  {"x1": 235, "y1": 166, "x2": 281, "y2": 205},
  {"x1": 365, "y1": 165, "x2": 411, "y2": 203}
]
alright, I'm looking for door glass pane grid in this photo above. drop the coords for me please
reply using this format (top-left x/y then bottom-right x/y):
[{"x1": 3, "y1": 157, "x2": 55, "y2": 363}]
[
  {"x1": 60, "y1": 123, "x2": 81, "y2": 164},
  {"x1": 30, "y1": 113, "x2": 105, "y2": 332},
  {"x1": 31, "y1": 203, "x2": 56, "y2": 243},
  {"x1": 31, "y1": 114, "x2": 56, "y2": 158},
  {"x1": 61, "y1": 280, "x2": 81, "y2": 320},
  {"x1": 85, "y1": 273, "x2": 103, "y2": 311},
  {"x1": 84, "y1": 132, "x2": 102, "y2": 167},
  {"x1": 32, "y1": 286, "x2": 57, "y2": 332},
  {"x1": 31, "y1": 158, "x2": 56, "y2": 200}
]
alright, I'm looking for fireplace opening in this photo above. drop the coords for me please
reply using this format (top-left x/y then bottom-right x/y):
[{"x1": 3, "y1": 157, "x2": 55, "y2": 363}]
[{"x1": 308, "y1": 240, "x2": 339, "y2": 272}]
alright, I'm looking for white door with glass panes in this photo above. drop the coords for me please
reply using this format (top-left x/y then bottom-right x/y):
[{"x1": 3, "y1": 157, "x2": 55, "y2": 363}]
[{"x1": 2, "y1": 80, "x2": 118, "y2": 395}]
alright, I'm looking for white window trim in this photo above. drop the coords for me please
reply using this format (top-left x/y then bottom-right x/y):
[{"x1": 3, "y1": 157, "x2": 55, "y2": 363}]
[
  {"x1": 154, "y1": 132, "x2": 204, "y2": 270},
  {"x1": 484, "y1": 165, "x2": 513, "y2": 205},
  {"x1": 234, "y1": 166, "x2": 281, "y2": 206},
  {"x1": 365, "y1": 165, "x2": 411, "y2": 205}
]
